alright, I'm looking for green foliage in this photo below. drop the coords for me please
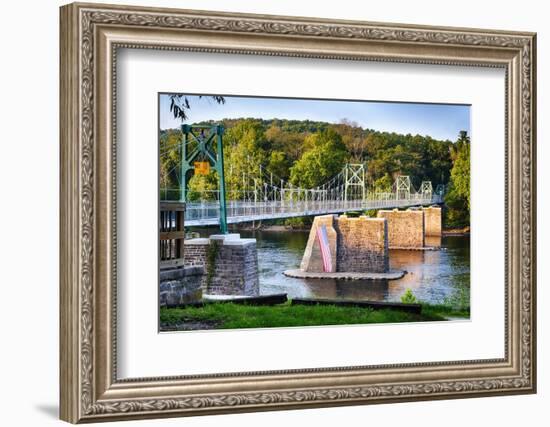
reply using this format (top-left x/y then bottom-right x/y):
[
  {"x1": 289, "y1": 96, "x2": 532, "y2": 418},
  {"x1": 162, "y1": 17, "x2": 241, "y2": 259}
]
[
  {"x1": 161, "y1": 117, "x2": 467, "y2": 232},
  {"x1": 363, "y1": 209, "x2": 378, "y2": 218},
  {"x1": 267, "y1": 150, "x2": 291, "y2": 180},
  {"x1": 282, "y1": 216, "x2": 312, "y2": 229},
  {"x1": 289, "y1": 128, "x2": 348, "y2": 188},
  {"x1": 444, "y1": 184, "x2": 469, "y2": 228},
  {"x1": 443, "y1": 284, "x2": 470, "y2": 312},
  {"x1": 223, "y1": 119, "x2": 267, "y2": 197},
  {"x1": 333, "y1": 119, "x2": 366, "y2": 161},
  {"x1": 169, "y1": 95, "x2": 225, "y2": 121},
  {"x1": 400, "y1": 288, "x2": 418, "y2": 304},
  {"x1": 265, "y1": 124, "x2": 307, "y2": 162},
  {"x1": 205, "y1": 240, "x2": 220, "y2": 288},
  {"x1": 419, "y1": 303, "x2": 470, "y2": 319},
  {"x1": 444, "y1": 131, "x2": 470, "y2": 228},
  {"x1": 373, "y1": 174, "x2": 393, "y2": 192},
  {"x1": 169, "y1": 118, "x2": 456, "y2": 193},
  {"x1": 186, "y1": 171, "x2": 218, "y2": 201},
  {"x1": 160, "y1": 301, "x2": 459, "y2": 331},
  {"x1": 159, "y1": 129, "x2": 183, "y2": 194},
  {"x1": 363, "y1": 132, "x2": 453, "y2": 189},
  {"x1": 450, "y1": 131, "x2": 471, "y2": 209}
]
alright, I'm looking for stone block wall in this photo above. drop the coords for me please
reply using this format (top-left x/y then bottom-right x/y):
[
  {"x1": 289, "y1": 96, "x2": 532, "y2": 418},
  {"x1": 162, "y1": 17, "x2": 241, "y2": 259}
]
[
  {"x1": 182, "y1": 238, "x2": 209, "y2": 267},
  {"x1": 335, "y1": 216, "x2": 389, "y2": 273},
  {"x1": 300, "y1": 214, "x2": 389, "y2": 273},
  {"x1": 184, "y1": 234, "x2": 259, "y2": 296},
  {"x1": 377, "y1": 209, "x2": 425, "y2": 249},
  {"x1": 159, "y1": 265, "x2": 204, "y2": 307},
  {"x1": 423, "y1": 206, "x2": 442, "y2": 236}
]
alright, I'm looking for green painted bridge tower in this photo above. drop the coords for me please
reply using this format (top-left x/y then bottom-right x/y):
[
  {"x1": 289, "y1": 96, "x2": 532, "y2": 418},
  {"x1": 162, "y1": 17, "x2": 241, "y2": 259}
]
[{"x1": 179, "y1": 124, "x2": 228, "y2": 234}]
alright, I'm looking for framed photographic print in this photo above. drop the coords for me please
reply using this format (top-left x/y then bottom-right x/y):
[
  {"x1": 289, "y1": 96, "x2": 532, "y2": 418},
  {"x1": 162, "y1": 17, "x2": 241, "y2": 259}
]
[{"x1": 59, "y1": 2, "x2": 537, "y2": 423}]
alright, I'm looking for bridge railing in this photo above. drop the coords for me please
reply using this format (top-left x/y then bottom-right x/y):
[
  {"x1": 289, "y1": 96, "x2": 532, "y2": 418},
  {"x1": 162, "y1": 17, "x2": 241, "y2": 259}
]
[{"x1": 182, "y1": 195, "x2": 443, "y2": 225}]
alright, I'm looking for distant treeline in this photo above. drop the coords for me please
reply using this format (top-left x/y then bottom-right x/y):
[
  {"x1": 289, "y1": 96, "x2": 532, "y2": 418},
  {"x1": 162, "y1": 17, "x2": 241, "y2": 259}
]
[{"x1": 160, "y1": 118, "x2": 470, "y2": 227}]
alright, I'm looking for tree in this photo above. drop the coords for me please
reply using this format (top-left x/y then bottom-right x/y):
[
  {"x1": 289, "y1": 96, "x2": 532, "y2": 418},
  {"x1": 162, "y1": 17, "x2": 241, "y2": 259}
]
[
  {"x1": 223, "y1": 119, "x2": 268, "y2": 196},
  {"x1": 159, "y1": 129, "x2": 183, "y2": 195},
  {"x1": 265, "y1": 124, "x2": 306, "y2": 162},
  {"x1": 160, "y1": 116, "x2": 462, "y2": 216},
  {"x1": 267, "y1": 151, "x2": 291, "y2": 181},
  {"x1": 373, "y1": 174, "x2": 393, "y2": 192},
  {"x1": 334, "y1": 119, "x2": 366, "y2": 161},
  {"x1": 186, "y1": 171, "x2": 219, "y2": 202},
  {"x1": 444, "y1": 131, "x2": 470, "y2": 227},
  {"x1": 168, "y1": 94, "x2": 225, "y2": 121},
  {"x1": 289, "y1": 128, "x2": 348, "y2": 188},
  {"x1": 450, "y1": 131, "x2": 471, "y2": 208}
]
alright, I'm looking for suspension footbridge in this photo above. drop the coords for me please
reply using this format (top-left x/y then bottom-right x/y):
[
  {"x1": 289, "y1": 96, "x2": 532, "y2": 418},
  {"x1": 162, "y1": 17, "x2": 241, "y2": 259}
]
[{"x1": 160, "y1": 125, "x2": 445, "y2": 228}]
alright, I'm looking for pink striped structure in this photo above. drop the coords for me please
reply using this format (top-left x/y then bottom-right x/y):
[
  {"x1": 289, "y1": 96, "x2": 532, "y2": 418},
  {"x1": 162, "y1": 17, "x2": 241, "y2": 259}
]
[{"x1": 316, "y1": 224, "x2": 333, "y2": 272}]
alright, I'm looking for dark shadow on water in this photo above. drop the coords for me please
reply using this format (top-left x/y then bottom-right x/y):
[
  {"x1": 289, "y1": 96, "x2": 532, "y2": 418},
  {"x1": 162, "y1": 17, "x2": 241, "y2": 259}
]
[{"x1": 304, "y1": 279, "x2": 389, "y2": 301}]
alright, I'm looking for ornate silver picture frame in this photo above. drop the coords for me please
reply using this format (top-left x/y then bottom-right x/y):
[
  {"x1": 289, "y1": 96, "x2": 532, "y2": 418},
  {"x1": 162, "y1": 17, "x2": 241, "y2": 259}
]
[{"x1": 60, "y1": 2, "x2": 536, "y2": 423}]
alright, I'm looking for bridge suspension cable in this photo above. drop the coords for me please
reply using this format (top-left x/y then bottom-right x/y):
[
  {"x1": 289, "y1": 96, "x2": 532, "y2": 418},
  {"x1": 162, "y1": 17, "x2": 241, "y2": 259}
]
[
  {"x1": 159, "y1": 126, "x2": 445, "y2": 226},
  {"x1": 160, "y1": 161, "x2": 445, "y2": 226}
]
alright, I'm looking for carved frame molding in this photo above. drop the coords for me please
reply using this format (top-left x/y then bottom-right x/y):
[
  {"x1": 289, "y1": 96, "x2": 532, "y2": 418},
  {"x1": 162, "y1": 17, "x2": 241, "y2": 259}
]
[{"x1": 60, "y1": 2, "x2": 536, "y2": 423}]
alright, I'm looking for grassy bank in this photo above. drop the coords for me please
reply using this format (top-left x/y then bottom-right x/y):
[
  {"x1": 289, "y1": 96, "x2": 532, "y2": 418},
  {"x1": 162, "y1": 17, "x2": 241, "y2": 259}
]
[{"x1": 160, "y1": 301, "x2": 469, "y2": 331}]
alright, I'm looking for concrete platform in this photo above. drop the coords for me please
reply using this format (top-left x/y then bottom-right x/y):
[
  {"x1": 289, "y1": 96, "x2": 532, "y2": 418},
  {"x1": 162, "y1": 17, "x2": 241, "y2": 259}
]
[{"x1": 283, "y1": 269, "x2": 405, "y2": 280}]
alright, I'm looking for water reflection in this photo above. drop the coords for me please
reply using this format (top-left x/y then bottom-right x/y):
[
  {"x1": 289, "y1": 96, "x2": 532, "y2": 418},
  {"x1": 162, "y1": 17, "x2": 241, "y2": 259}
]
[
  {"x1": 304, "y1": 279, "x2": 389, "y2": 301},
  {"x1": 195, "y1": 228, "x2": 470, "y2": 305},
  {"x1": 425, "y1": 236, "x2": 442, "y2": 248}
]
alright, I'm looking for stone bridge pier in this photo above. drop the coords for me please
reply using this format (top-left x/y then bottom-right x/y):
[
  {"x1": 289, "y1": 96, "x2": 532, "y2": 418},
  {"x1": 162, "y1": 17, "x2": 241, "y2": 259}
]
[
  {"x1": 377, "y1": 206, "x2": 442, "y2": 249},
  {"x1": 184, "y1": 234, "x2": 260, "y2": 297},
  {"x1": 159, "y1": 233, "x2": 260, "y2": 306},
  {"x1": 300, "y1": 214, "x2": 390, "y2": 274},
  {"x1": 377, "y1": 209, "x2": 425, "y2": 249},
  {"x1": 423, "y1": 206, "x2": 442, "y2": 236}
]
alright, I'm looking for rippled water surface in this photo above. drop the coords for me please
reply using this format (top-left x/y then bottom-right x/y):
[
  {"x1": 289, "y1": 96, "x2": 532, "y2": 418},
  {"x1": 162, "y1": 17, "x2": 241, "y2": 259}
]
[
  {"x1": 199, "y1": 229, "x2": 470, "y2": 305},
  {"x1": 241, "y1": 231, "x2": 470, "y2": 303}
]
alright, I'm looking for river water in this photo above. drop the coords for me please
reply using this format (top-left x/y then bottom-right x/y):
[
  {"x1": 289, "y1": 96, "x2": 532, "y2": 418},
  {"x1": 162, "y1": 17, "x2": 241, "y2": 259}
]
[
  {"x1": 197, "y1": 229, "x2": 470, "y2": 305},
  {"x1": 196, "y1": 228, "x2": 470, "y2": 305}
]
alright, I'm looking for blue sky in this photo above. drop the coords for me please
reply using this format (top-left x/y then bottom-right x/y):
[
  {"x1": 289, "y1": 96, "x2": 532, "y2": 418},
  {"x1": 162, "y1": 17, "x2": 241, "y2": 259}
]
[{"x1": 159, "y1": 94, "x2": 470, "y2": 142}]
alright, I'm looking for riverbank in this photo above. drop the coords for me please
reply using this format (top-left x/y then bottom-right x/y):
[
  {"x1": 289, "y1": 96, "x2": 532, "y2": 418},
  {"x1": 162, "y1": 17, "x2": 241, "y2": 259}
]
[
  {"x1": 230, "y1": 223, "x2": 470, "y2": 235},
  {"x1": 442, "y1": 226, "x2": 470, "y2": 236},
  {"x1": 230, "y1": 223, "x2": 310, "y2": 232},
  {"x1": 160, "y1": 301, "x2": 469, "y2": 331}
]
